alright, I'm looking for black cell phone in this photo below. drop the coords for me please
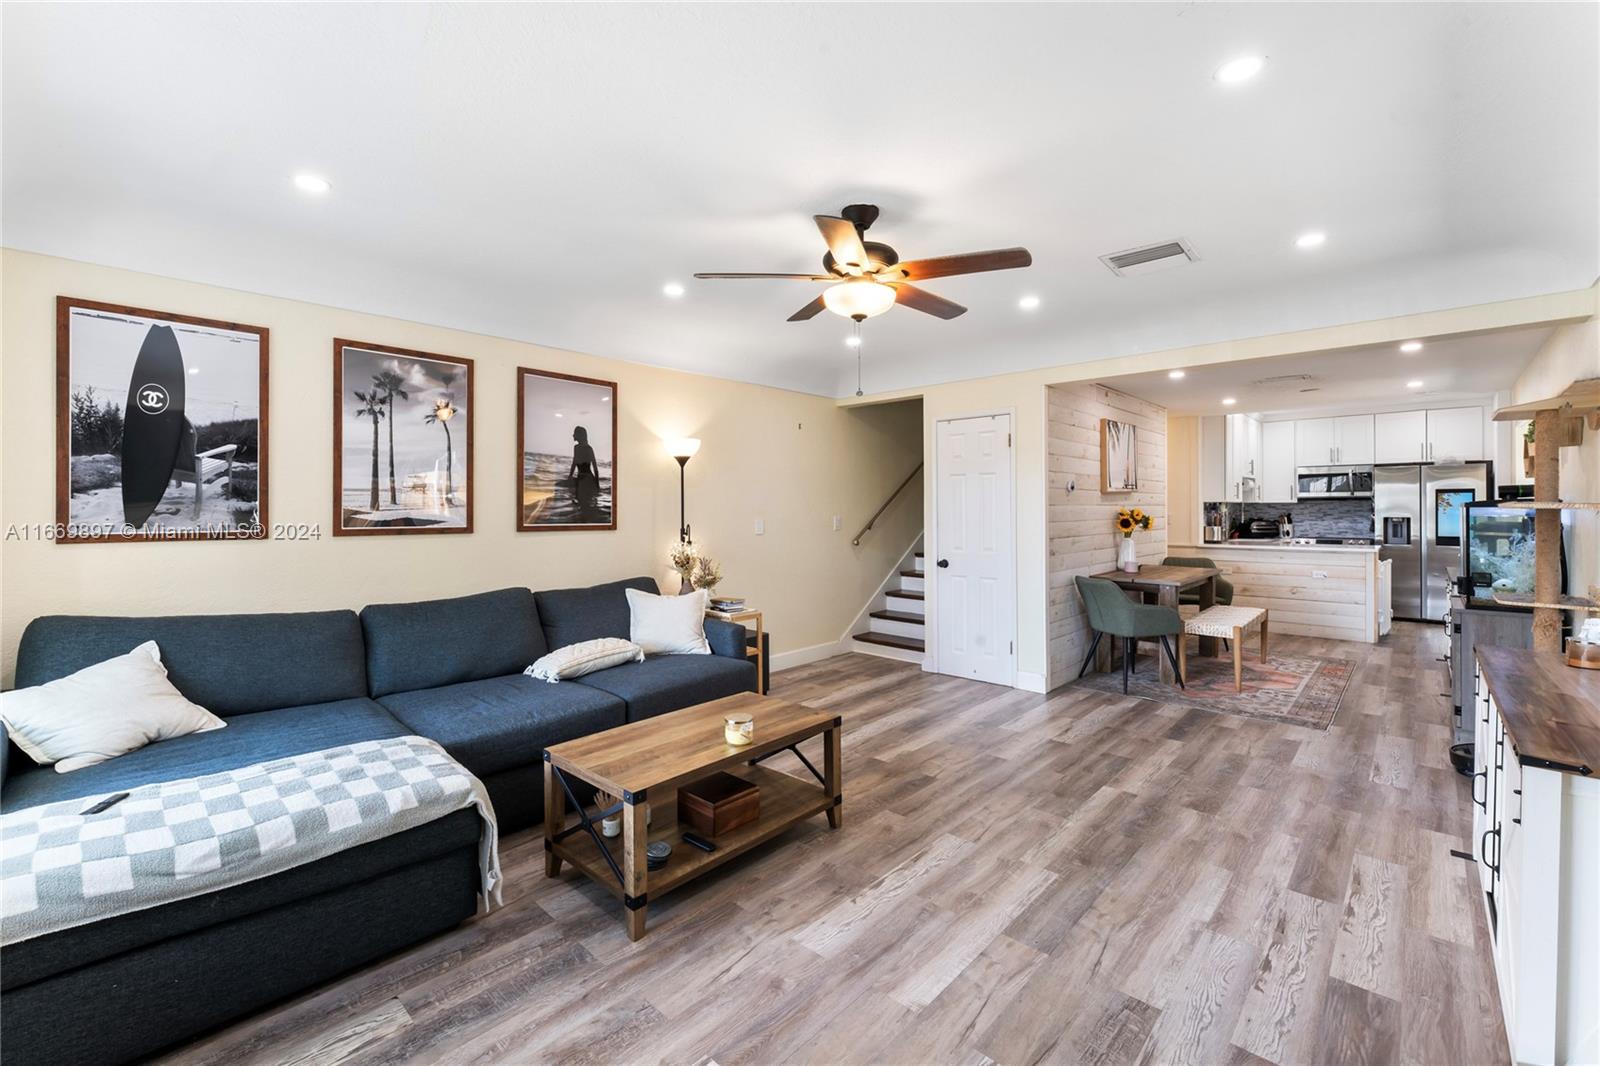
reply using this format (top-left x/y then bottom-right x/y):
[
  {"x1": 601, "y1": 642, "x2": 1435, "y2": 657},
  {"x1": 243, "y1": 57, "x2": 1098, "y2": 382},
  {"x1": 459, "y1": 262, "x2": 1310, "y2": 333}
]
[
  {"x1": 81, "y1": 792, "x2": 130, "y2": 816},
  {"x1": 681, "y1": 831, "x2": 717, "y2": 853}
]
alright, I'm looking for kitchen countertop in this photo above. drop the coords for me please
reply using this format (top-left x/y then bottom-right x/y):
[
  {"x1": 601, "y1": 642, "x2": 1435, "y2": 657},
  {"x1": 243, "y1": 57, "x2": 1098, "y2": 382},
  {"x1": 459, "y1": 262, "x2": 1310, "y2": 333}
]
[{"x1": 1172, "y1": 540, "x2": 1382, "y2": 554}]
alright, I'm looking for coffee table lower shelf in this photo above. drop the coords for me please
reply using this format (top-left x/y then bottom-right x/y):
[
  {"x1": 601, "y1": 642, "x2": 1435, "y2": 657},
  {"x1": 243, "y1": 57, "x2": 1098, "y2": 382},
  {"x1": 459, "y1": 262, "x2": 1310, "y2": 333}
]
[{"x1": 547, "y1": 763, "x2": 835, "y2": 903}]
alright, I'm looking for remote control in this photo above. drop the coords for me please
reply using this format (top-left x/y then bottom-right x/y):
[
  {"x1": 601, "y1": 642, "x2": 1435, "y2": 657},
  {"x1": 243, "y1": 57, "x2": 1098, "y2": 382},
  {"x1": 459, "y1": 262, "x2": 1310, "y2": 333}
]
[
  {"x1": 681, "y1": 831, "x2": 717, "y2": 853},
  {"x1": 81, "y1": 792, "x2": 129, "y2": 816}
]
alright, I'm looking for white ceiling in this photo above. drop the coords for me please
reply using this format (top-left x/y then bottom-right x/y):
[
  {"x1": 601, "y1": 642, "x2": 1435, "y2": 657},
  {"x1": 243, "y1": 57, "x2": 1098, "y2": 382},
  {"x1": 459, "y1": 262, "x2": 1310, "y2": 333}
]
[
  {"x1": 1099, "y1": 324, "x2": 1557, "y2": 417},
  {"x1": 3, "y1": 4, "x2": 1595, "y2": 398}
]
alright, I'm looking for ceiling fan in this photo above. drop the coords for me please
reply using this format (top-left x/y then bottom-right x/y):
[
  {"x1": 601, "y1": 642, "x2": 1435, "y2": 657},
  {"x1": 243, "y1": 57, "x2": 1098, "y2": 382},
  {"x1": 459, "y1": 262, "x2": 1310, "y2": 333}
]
[{"x1": 694, "y1": 204, "x2": 1032, "y2": 322}]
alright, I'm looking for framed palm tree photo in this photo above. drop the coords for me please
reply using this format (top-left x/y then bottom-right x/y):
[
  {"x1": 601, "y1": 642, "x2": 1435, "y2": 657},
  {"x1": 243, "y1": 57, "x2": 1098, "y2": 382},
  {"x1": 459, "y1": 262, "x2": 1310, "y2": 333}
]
[
  {"x1": 517, "y1": 367, "x2": 617, "y2": 531},
  {"x1": 333, "y1": 339, "x2": 473, "y2": 535}
]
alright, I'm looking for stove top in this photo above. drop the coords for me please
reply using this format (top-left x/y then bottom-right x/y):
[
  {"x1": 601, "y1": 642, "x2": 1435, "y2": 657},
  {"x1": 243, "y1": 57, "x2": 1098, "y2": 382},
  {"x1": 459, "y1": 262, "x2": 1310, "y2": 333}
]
[{"x1": 1286, "y1": 537, "x2": 1376, "y2": 546}]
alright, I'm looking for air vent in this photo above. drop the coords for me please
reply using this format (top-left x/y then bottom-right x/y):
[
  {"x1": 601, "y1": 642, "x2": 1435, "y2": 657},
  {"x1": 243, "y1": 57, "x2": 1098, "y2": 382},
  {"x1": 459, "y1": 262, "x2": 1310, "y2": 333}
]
[{"x1": 1100, "y1": 238, "x2": 1199, "y2": 277}]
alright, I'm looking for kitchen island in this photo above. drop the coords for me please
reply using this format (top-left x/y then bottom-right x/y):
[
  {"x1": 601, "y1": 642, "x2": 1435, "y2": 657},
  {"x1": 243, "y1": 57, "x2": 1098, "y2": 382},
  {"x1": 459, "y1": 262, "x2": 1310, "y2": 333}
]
[{"x1": 1170, "y1": 540, "x2": 1385, "y2": 643}]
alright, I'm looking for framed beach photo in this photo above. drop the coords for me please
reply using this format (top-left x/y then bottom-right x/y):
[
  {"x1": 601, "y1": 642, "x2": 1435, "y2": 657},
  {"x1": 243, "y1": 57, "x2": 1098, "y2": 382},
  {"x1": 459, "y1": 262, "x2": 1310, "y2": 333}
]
[
  {"x1": 56, "y1": 296, "x2": 269, "y2": 543},
  {"x1": 333, "y1": 339, "x2": 473, "y2": 535},
  {"x1": 1100, "y1": 417, "x2": 1137, "y2": 493},
  {"x1": 517, "y1": 368, "x2": 617, "y2": 531}
]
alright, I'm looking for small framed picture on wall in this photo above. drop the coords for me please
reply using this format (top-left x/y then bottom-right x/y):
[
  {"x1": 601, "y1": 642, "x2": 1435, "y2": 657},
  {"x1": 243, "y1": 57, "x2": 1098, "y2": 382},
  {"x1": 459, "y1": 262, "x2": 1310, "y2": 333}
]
[
  {"x1": 334, "y1": 339, "x2": 473, "y2": 535},
  {"x1": 1100, "y1": 417, "x2": 1137, "y2": 492},
  {"x1": 517, "y1": 368, "x2": 617, "y2": 531},
  {"x1": 56, "y1": 296, "x2": 269, "y2": 543}
]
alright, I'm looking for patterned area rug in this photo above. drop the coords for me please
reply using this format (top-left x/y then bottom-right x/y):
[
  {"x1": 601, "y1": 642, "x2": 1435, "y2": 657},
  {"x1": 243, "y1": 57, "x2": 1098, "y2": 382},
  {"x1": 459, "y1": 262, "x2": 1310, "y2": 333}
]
[{"x1": 1076, "y1": 648, "x2": 1357, "y2": 730}]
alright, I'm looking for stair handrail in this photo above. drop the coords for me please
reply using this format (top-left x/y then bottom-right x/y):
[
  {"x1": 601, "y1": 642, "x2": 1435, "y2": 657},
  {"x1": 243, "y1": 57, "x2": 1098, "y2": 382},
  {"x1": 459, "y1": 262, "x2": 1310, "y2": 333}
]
[{"x1": 852, "y1": 462, "x2": 923, "y2": 546}]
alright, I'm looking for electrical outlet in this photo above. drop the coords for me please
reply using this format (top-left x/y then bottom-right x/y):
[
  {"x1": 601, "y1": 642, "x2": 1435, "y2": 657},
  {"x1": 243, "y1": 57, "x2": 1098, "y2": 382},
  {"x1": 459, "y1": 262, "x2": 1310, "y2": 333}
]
[
  {"x1": 831, "y1": 515, "x2": 841, "y2": 532},
  {"x1": 754, "y1": 518, "x2": 765, "y2": 535},
  {"x1": 1313, "y1": 569, "x2": 1328, "y2": 579}
]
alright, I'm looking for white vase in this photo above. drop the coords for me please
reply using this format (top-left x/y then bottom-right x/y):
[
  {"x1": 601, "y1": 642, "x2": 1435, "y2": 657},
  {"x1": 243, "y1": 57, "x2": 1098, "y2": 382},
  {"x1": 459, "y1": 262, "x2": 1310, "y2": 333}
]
[{"x1": 1117, "y1": 536, "x2": 1138, "y2": 573}]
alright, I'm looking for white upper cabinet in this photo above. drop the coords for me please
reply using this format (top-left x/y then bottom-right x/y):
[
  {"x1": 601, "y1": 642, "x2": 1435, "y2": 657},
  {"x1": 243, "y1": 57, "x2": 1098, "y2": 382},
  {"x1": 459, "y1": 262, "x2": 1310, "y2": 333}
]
[
  {"x1": 1202, "y1": 413, "x2": 1262, "y2": 502},
  {"x1": 1246, "y1": 415, "x2": 1263, "y2": 482},
  {"x1": 1375, "y1": 409, "x2": 1428, "y2": 463},
  {"x1": 1296, "y1": 418, "x2": 1337, "y2": 465},
  {"x1": 1427, "y1": 407, "x2": 1484, "y2": 462},
  {"x1": 1261, "y1": 421, "x2": 1297, "y2": 502},
  {"x1": 1333, "y1": 415, "x2": 1374, "y2": 464}
]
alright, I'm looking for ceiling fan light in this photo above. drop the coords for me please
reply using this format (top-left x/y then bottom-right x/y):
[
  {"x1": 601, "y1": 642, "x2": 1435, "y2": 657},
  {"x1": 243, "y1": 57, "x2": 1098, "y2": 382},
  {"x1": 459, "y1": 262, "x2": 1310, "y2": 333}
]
[{"x1": 822, "y1": 279, "x2": 896, "y2": 321}]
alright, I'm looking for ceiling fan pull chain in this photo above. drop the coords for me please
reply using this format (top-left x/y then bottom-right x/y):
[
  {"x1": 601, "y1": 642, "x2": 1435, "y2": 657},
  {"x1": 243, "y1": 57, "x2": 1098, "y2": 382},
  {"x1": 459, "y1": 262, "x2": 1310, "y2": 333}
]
[{"x1": 855, "y1": 322, "x2": 864, "y2": 397}]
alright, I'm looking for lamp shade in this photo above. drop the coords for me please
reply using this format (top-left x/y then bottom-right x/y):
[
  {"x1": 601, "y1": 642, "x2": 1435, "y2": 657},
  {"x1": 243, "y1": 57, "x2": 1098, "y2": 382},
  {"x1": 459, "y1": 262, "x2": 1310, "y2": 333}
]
[
  {"x1": 666, "y1": 437, "x2": 701, "y2": 460},
  {"x1": 822, "y1": 279, "x2": 896, "y2": 321}
]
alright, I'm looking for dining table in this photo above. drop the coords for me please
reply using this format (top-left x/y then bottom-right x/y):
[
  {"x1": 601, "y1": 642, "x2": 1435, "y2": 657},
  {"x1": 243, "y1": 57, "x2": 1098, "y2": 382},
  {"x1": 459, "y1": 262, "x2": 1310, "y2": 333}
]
[{"x1": 1089, "y1": 564, "x2": 1222, "y2": 684}]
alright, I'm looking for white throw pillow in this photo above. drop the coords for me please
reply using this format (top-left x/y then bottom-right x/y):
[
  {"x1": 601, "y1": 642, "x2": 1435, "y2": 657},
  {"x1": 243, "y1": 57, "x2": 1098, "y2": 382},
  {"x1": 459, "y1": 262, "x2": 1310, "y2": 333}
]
[
  {"x1": 626, "y1": 587, "x2": 711, "y2": 655},
  {"x1": 0, "y1": 641, "x2": 226, "y2": 773},
  {"x1": 525, "y1": 638, "x2": 644, "y2": 683}
]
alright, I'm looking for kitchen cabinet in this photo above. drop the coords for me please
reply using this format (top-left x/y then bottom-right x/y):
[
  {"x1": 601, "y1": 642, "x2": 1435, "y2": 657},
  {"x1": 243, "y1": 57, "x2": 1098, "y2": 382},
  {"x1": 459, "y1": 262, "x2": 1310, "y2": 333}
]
[
  {"x1": 1375, "y1": 409, "x2": 1429, "y2": 462},
  {"x1": 1260, "y1": 421, "x2": 1296, "y2": 502},
  {"x1": 1333, "y1": 415, "x2": 1374, "y2": 464},
  {"x1": 1201, "y1": 413, "x2": 1261, "y2": 503},
  {"x1": 1427, "y1": 406, "x2": 1483, "y2": 462},
  {"x1": 1472, "y1": 648, "x2": 1600, "y2": 1066},
  {"x1": 1296, "y1": 415, "x2": 1373, "y2": 465}
]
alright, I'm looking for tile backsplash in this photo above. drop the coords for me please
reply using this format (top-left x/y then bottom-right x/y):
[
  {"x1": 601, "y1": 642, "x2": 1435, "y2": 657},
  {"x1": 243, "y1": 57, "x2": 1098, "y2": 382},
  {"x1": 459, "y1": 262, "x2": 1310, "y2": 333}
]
[{"x1": 1205, "y1": 499, "x2": 1376, "y2": 539}]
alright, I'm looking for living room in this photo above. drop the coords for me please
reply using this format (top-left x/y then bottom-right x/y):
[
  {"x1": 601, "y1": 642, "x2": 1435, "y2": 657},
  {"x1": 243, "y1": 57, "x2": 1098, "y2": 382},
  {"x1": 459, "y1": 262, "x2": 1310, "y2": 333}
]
[{"x1": 3, "y1": 5, "x2": 1599, "y2": 1065}]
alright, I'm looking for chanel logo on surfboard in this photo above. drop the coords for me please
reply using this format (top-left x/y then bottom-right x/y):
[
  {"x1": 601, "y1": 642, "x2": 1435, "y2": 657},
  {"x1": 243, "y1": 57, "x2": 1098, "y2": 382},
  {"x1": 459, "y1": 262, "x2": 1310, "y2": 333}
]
[{"x1": 135, "y1": 383, "x2": 170, "y2": 414}]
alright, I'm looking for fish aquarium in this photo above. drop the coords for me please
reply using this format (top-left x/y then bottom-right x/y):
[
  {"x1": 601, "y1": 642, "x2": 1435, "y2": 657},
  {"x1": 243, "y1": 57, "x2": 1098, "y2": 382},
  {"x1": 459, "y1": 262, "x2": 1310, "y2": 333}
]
[{"x1": 1460, "y1": 501, "x2": 1559, "y2": 608}]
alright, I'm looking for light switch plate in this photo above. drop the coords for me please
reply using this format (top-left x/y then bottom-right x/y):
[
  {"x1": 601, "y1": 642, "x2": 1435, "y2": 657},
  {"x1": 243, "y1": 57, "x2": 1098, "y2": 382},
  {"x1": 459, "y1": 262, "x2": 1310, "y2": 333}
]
[
  {"x1": 1313, "y1": 570, "x2": 1328, "y2": 579},
  {"x1": 754, "y1": 518, "x2": 765, "y2": 535},
  {"x1": 832, "y1": 515, "x2": 841, "y2": 531}
]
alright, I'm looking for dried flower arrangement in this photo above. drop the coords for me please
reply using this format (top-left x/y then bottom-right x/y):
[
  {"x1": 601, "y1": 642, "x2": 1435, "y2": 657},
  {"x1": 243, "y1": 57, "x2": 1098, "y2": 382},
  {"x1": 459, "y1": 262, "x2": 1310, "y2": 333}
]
[
  {"x1": 669, "y1": 542, "x2": 699, "y2": 593},
  {"x1": 691, "y1": 556, "x2": 723, "y2": 592}
]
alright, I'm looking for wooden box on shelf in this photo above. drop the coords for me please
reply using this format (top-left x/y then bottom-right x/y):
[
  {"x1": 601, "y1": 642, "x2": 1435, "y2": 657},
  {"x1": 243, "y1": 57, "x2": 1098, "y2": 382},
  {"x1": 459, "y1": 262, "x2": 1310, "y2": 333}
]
[{"x1": 677, "y1": 771, "x2": 760, "y2": 838}]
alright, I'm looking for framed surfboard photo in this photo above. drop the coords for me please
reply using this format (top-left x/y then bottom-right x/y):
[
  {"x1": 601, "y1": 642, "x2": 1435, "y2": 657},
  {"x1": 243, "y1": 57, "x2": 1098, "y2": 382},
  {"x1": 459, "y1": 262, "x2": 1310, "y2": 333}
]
[
  {"x1": 517, "y1": 368, "x2": 617, "y2": 532},
  {"x1": 333, "y1": 339, "x2": 473, "y2": 536},
  {"x1": 55, "y1": 296, "x2": 269, "y2": 543}
]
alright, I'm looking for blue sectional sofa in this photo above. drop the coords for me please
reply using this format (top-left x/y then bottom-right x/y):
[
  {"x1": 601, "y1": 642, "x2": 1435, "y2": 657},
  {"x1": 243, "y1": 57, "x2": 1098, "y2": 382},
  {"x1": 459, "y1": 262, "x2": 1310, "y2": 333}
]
[{"x1": 0, "y1": 576, "x2": 760, "y2": 1065}]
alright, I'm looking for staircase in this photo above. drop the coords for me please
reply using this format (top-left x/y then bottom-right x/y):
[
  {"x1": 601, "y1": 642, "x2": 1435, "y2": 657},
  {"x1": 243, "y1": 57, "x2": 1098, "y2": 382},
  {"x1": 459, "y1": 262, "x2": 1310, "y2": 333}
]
[{"x1": 851, "y1": 548, "x2": 926, "y2": 662}]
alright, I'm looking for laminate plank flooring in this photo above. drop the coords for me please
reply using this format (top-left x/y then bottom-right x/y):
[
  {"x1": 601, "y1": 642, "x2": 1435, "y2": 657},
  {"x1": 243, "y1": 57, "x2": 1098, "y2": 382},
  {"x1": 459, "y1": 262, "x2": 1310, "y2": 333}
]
[{"x1": 161, "y1": 622, "x2": 1507, "y2": 1066}]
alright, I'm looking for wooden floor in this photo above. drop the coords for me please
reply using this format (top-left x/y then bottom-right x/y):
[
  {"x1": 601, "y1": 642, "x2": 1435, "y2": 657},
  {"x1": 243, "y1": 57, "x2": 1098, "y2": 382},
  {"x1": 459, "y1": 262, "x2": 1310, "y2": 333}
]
[{"x1": 165, "y1": 623, "x2": 1508, "y2": 1066}]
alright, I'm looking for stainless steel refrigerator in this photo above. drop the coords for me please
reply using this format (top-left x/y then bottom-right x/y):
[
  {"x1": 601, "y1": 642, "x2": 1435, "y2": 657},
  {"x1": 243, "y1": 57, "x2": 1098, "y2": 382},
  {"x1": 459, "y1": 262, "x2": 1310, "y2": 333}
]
[{"x1": 1375, "y1": 462, "x2": 1492, "y2": 622}]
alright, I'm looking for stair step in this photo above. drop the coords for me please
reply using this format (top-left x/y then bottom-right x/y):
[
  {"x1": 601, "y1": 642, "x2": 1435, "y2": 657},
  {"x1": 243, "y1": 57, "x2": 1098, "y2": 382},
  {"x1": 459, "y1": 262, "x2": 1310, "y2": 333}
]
[
  {"x1": 885, "y1": 589, "x2": 924, "y2": 601},
  {"x1": 870, "y1": 609, "x2": 925, "y2": 624},
  {"x1": 914, "y1": 552, "x2": 924, "y2": 558},
  {"x1": 899, "y1": 569, "x2": 925, "y2": 578},
  {"x1": 853, "y1": 632, "x2": 926, "y2": 652}
]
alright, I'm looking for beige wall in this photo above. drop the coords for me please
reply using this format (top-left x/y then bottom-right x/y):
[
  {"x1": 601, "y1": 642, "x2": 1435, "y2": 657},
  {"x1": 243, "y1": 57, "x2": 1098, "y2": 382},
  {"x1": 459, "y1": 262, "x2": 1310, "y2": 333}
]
[
  {"x1": 1045, "y1": 384, "x2": 1167, "y2": 690},
  {"x1": 1511, "y1": 317, "x2": 1600, "y2": 598},
  {"x1": 0, "y1": 249, "x2": 924, "y2": 684}
]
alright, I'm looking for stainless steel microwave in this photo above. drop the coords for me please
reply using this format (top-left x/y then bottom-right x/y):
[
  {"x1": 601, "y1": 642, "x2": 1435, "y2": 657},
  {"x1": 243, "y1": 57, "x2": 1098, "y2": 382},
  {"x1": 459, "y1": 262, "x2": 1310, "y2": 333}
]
[{"x1": 1296, "y1": 465, "x2": 1374, "y2": 499}]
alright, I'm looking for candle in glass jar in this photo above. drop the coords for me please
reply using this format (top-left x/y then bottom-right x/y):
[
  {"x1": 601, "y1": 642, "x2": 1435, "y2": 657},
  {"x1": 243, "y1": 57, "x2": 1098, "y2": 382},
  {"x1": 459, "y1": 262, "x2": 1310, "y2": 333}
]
[{"x1": 724, "y1": 713, "x2": 754, "y2": 746}]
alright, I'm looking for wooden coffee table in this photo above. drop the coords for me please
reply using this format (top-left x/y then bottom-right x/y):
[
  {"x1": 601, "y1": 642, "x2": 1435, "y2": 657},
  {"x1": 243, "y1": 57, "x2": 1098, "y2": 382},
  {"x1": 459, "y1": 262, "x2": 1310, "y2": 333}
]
[{"x1": 542, "y1": 691, "x2": 841, "y2": 940}]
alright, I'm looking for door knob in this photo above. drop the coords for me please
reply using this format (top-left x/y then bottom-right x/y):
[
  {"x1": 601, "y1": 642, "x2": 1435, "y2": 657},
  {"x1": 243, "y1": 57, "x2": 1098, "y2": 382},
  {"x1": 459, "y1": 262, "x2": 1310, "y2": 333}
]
[{"x1": 936, "y1": 559, "x2": 950, "y2": 568}]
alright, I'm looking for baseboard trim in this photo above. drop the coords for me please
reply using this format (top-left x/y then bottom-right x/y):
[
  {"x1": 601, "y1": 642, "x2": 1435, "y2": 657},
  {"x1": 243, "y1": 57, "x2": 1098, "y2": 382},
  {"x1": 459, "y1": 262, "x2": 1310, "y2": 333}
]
[
  {"x1": 1014, "y1": 670, "x2": 1048, "y2": 694},
  {"x1": 770, "y1": 640, "x2": 847, "y2": 672}
]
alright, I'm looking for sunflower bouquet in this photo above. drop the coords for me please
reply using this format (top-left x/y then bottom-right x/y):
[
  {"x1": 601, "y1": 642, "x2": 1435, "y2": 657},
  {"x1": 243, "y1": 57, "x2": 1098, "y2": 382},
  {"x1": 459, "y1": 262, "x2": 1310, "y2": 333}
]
[{"x1": 1115, "y1": 507, "x2": 1152, "y2": 538}]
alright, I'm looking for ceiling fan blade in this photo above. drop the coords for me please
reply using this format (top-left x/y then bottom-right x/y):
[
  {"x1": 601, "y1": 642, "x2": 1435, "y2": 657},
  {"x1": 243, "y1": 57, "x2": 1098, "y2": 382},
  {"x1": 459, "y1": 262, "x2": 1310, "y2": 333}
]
[
  {"x1": 892, "y1": 283, "x2": 967, "y2": 320},
  {"x1": 693, "y1": 272, "x2": 835, "y2": 280},
  {"x1": 883, "y1": 247, "x2": 1033, "y2": 282},
  {"x1": 787, "y1": 295, "x2": 828, "y2": 322},
  {"x1": 814, "y1": 215, "x2": 871, "y2": 274}
]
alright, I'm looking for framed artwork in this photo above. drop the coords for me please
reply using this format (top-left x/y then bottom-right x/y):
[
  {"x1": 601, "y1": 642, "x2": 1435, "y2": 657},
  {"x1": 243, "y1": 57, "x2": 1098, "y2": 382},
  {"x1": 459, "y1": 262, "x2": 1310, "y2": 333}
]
[
  {"x1": 333, "y1": 339, "x2": 472, "y2": 535},
  {"x1": 56, "y1": 296, "x2": 269, "y2": 543},
  {"x1": 1100, "y1": 417, "x2": 1137, "y2": 492},
  {"x1": 517, "y1": 368, "x2": 617, "y2": 531}
]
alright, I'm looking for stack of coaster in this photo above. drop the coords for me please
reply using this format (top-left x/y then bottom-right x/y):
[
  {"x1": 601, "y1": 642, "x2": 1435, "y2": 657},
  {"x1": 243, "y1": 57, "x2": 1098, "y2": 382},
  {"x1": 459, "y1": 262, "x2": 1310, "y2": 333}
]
[{"x1": 646, "y1": 841, "x2": 672, "y2": 871}]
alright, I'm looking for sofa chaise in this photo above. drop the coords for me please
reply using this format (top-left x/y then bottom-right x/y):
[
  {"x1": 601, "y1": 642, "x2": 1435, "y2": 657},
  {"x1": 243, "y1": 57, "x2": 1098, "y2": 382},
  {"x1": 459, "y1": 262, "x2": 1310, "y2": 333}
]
[{"x1": 0, "y1": 576, "x2": 760, "y2": 1065}]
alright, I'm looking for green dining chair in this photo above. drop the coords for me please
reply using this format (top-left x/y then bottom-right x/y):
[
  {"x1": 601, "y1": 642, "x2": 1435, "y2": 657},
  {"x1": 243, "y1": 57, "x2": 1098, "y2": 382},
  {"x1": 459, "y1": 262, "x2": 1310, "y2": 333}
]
[
  {"x1": 1162, "y1": 555, "x2": 1234, "y2": 606},
  {"x1": 1074, "y1": 576, "x2": 1185, "y2": 693}
]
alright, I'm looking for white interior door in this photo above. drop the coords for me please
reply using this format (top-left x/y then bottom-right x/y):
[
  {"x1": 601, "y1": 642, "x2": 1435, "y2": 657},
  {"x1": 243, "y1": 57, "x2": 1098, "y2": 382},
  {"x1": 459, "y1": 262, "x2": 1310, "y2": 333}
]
[{"x1": 934, "y1": 414, "x2": 1014, "y2": 685}]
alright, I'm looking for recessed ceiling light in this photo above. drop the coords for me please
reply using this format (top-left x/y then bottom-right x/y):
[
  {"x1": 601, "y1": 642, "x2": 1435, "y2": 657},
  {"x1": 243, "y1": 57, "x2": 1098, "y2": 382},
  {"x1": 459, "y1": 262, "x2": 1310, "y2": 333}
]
[
  {"x1": 1406, "y1": 380, "x2": 1424, "y2": 389},
  {"x1": 844, "y1": 335, "x2": 862, "y2": 348},
  {"x1": 554, "y1": 412, "x2": 564, "y2": 418},
  {"x1": 1221, "y1": 397, "x2": 1238, "y2": 406},
  {"x1": 1168, "y1": 370, "x2": 1186, "y2": 380},
  {"x1": 1399, "y1": 340, "x2": 1424, "y2": 353},
  {"x1": 1295, "y1": 231, "x2": 1326, "y2": 249},
  {"x1": 188, "y1": 367, "x2": 199, "y2": 375},
  {"x1": 1215, "y1": 55, "x2": 1266, "y2": 84},
  {"x1": 662, "y1": 282, "x2": 685, "y2": 298},
  {"x1": 292, "y1": 173, "x2": 331, "y2": 194},
  {"x1": 1018, "y1": 294, "x2": 1041, "y2": 311}
]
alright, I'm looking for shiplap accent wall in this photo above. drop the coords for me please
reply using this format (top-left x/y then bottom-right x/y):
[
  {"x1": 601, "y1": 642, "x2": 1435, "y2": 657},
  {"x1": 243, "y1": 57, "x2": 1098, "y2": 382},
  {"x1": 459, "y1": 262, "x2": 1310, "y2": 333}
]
[{"x1": 1046, "y1": 384, "x2": 1167, "y2": 691}]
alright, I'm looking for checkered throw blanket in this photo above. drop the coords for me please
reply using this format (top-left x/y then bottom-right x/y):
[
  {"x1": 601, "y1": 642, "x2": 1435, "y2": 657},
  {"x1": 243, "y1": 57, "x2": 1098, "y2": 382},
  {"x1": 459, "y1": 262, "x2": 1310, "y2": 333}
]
[{"x1": 1, "y1": 736, "x2": 500, "y2": 946}]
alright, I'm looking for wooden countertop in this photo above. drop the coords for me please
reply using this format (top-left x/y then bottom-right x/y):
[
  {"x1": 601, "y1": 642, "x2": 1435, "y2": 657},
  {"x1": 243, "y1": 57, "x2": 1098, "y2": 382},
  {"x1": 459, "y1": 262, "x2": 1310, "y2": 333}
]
[{"x1": 1476, "y1": 645, "x2": 1600, "y2": 776}]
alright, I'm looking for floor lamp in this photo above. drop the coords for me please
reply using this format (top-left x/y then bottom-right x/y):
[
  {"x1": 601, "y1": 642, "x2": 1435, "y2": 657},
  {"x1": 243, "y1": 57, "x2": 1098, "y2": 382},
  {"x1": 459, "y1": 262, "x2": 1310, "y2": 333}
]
[{"x1": 667, "y1": 438, "x2": 700, "y2": 543}]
